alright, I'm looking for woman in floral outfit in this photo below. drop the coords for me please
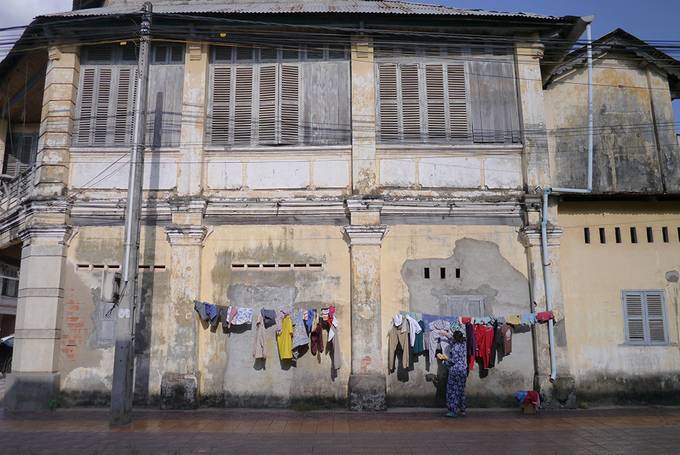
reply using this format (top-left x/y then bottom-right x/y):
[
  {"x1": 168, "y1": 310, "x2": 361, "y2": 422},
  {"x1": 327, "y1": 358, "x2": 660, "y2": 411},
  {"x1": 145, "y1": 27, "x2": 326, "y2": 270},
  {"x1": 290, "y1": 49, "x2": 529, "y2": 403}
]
[{"x1": 443, "y1": 324, "x2": 468, "y2": 417}]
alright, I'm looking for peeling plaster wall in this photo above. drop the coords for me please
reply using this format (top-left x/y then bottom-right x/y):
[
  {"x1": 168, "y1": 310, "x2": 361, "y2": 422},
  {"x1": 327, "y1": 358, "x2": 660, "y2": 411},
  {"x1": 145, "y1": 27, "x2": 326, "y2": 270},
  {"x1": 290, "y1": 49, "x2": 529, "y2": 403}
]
[
  {"x1": 381, "y1": 225, "x2": 534, "y2": 406},
  {"x1": 559, "y1": 201, "x2": 680, "y2": 404},
  {"x1": 60, "y1": 226, "x2": 170, "y2": 405},
  {"x1": 199, "y1": 225, "x2": 350, "y2": 406},
  {"x1": 545, "y1": 54, "x2": 680, "y2": 193}
]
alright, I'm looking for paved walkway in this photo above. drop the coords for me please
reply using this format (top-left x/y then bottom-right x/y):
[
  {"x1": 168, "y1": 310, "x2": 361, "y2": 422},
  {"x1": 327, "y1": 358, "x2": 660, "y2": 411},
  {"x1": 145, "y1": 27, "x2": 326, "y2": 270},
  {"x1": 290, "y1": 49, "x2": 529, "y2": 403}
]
[{"x1": 1, "y1": 406, "x2": 679, "y2": 454}]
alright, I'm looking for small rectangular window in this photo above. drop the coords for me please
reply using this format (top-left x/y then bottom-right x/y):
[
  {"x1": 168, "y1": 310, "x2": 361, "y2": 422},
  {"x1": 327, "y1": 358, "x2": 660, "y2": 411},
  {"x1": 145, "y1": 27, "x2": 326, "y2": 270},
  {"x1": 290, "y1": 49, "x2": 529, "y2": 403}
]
[
  {"x1": 153, "y1": 45, "x2": 168, "y2": 63},
  {"x1": 440, "y1": 267, "x2": 446, "y2": 279},
  {"x1": 455, "y1": 268, "x2": 461, "y2": 279},
  {"x1": 630, "y1": 227, "x2": 638, "y2": 244},
  {"x1": 662, "y1": 226, "x2": 669, "y2": 243},
  {"x1": 599, "y1": 228, "x2": 606, "y2": 244},
  {"x1": 615, "y1": 227, "x2": 622, "y2": 244},
  {"x1": 282, "y1": 48, "x2": 299, "y2": 60},
  {"x1": 171, "y1": 45, "x2": 184, "y2": 62},
  {"x1": 306, "y1": 46, "x2": 324, "y2": 60},
  {"x1": 424, "y1": 267, "x2": 430, "y2": 279},
  {"x1": 623, "y1": 290, "x2": 668, "y2": 345},
  {"x1": 236, "y1": 46, "x2": 254, "y2": 61},
  {"x1": 646, "y1": 227, "x2": 654, "y2": 243},
  {"x1": 213, "y1": 46, "x2": 232, "y2": 62},
  {"x1": 259, "y1": 47, "x2": 278, "y2": 61},
  {"x1": 584, "y1": 227, "x2": 591, "y2": 244},
  {"x1": 677, "y1": 227, "x2": 680, "y2": 242}
]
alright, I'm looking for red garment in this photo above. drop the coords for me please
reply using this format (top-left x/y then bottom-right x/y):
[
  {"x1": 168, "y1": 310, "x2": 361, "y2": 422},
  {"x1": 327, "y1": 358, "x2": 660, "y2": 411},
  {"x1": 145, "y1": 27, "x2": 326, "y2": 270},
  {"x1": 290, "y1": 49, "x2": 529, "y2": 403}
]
[
  {"x1": 536, "y1": 311, "x2": 553, "y2": 323},
  {"x1": 473, "y1": 324, "x2": 495, "y2": 369},
  {"x1": 524, "y1": 390, "x2": 540, "y2": 406},
  {"x1": 328, "y1": 305, "x2": 336, "y2": 325},
  {"x1": 461, "y1": 317, "x2": 472, "y2": 324}
]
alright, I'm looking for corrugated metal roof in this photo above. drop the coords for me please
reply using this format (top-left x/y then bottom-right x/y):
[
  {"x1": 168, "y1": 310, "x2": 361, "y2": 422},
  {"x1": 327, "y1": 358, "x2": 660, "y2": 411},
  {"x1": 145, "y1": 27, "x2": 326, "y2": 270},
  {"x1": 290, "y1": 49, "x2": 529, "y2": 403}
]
[{"x1": 39, "y1": 1, "x2": 565, "y2": 20}]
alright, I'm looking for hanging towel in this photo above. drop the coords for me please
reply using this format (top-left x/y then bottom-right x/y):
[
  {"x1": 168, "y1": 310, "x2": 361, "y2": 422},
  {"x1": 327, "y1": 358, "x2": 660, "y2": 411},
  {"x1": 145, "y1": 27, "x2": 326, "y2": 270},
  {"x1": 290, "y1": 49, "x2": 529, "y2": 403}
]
[
  {"x1": 536, "y1": 311, "x2": 553, "y2": 323},
  {"x1": 261, "y1": 309, "x2": 276, "y2": 328},
  {"x1": 506, "y1": 314, "x2": 522, "y2": 326},
  {"x1": 232, "y1": 307, "x2": 254, "y2": 326},
  {"x1": 253, "y1": 313, "x2": 266, "y2": 360},
  {"x1": 276, "y1": 314, "x2": 294, "y2": 360},
  {"x1": 328, "y1": 318, "x2": 342, "y2": 370},
  {"x1": 292, "y1": 310, "x2": 309, "y2": 351},
  {"x1": 404, "y1": 314, "x2": 423, "y2": 348}
]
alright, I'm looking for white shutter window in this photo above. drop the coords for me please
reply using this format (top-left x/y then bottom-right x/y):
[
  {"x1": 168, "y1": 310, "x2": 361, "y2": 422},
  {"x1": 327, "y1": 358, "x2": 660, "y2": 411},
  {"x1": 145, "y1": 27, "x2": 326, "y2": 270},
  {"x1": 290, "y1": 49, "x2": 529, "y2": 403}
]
[
  {"x1": 93, "y1": 68, "x2": 112, "y2": 145},
  {"x1": 114, "y1": 67, "x2": 135, "y2": 145},
  {"x1": 233, "y1": 66, "x2": 254, "y2": 145},
  {"x1": 377, "y1": 63, "x2": 399, "y2": 142},
  {"x1": 623, "y1": 290, "x2": 668, "y2": 344},
  {"x1": 400, "y1": 63, "x2": 421, "y2": 142},
  {"x1": 425, "y1": 64, "x2": 446, "y2": 141},
  {"x1": 280, "y1": 64, "x2": 300, "y2": 144},
  {"x1": 258, "y1": 65, "x2": 277, "y2": 144},
  {"x1": 210, "y1": 66, "x2": 232, "y2": 145},
  {"x1": 76, "y1": 67, "x2": 96, "y2": 145},
  {"x1": 645, "y1": 292, "x2": 667, "y2": 343},
  {"x1": 447, "y1": 63, "x2": 469, "y2": 141}
]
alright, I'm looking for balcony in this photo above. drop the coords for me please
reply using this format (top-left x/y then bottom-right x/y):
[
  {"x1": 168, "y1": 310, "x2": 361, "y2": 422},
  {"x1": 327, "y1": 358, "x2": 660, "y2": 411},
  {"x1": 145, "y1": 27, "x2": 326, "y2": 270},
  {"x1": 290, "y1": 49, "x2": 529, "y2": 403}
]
[{"x1": 0, "y1": 167, "x2": 35, "y2": 214}]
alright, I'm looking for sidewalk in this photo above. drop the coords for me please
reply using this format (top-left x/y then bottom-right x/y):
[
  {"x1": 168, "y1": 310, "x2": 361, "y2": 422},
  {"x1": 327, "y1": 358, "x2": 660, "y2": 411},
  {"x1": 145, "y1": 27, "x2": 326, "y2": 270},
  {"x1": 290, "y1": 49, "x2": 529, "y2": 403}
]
[{"x1": 1, "y1": 406, "x2": 680, "y2": 454}]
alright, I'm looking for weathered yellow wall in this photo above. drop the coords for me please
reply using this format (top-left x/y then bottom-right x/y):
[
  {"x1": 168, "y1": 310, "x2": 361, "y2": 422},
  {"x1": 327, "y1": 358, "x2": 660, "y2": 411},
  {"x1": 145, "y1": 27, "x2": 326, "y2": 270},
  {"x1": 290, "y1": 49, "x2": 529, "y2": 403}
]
[
  {"x1": 198, "y1": 225, "x2": 350, "y2": 406},
  {"x1": 559, "y1": 201, "x2": 680, "y2": 402},
  {"x1": 381, "y1": 224, "x2": 534, "y2": 406}
]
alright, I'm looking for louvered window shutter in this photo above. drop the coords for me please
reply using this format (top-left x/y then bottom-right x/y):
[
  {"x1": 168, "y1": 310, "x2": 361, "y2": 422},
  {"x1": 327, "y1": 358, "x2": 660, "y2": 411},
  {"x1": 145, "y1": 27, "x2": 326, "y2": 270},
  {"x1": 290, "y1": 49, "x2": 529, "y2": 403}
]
[
  {"x1": 93, "y1": 68, "x2": 112, "y2": 145},
  {"x1": 76, "y1": 67, "x2": 96, "y2": 145},
  {"x1": 624, "y1": 292, "x2": 645, "y2": 343},
  {"x1": 258, "y1": 65, "x2": 277, "y2": 144},
  {"x1": 377, "y1": 63, "x2": 399, "y2": 142},
  {"x1": 400, "y1": 63, "x2": 421, "y2": 142},
  {"x1": 645, "y1": 292, "x2": 667, "y2": 343},
  {"x1": 114, "y1": 67, "x2": 135, "y2": 145},
  {"x1": 233, "y1": 66, "x2": 254, "y2": 145},
  {"x1": 210, "y1": 66, "x2": 232, "y2": 145},
  {"x1": 280, "y1": 64, "x2": 300, "y2": 145},
  {"x1": 425, "y1": 64, "x2": 446, "y2": 141},
  {"x1": 447, "y1": 63, "x2": 469, "y2": 141}
]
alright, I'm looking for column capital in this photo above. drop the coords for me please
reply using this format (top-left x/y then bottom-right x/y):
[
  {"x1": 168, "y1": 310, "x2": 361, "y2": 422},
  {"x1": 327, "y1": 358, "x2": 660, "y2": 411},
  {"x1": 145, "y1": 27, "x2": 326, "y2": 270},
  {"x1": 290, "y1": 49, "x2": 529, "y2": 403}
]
[
  {"x1": 519, "y1": 225, "x2": 563, "y2": 248},
  {"x1": 344, "y1": 225, "x2": 388, "y2": 246},
  {"x1": 165, "y1": 225, "x2": 208, "y2": 246},
  {"x1": 346, "y1": 198, "x2": 383, "y2": 225},
  {"x1": 19, "y1": 224, "x2": 72, "y2": 245}
]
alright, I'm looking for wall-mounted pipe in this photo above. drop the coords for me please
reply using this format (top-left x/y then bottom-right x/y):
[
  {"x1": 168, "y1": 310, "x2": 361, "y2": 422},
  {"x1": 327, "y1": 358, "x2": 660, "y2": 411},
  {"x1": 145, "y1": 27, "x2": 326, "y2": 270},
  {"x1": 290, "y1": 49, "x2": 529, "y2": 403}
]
[{"x1": 540, "y1": 22, "x2": 593, "y2": 383}]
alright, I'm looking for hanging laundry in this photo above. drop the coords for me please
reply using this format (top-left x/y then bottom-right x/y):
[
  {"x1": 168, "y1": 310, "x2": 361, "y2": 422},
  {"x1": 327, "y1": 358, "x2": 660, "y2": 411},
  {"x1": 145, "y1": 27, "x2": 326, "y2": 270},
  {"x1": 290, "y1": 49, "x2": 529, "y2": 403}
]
[
  {"x1": 488, "y1": 321, "x2": 499, "y2": 369},
  {"x1": 427, "y1": 320, "x2": 452, "y2": 367},
  {"x1": 232, "y1": 307, "x2": 254, "y2": 326},
  {"x1": 404, "y1": 314, "x2": 422, "y2": 348},
  {"x1": 276, "y1": 314, "x2": 294, "y2": 360},
  {"x1": 513, "y1": 323, "x2": 531, "y2": 334},
  {"x1": 422, "y1": 313, "x2": 458, "y2": 326},
  {"x1": 328, "y1": 305, "x2": 336, "y2": 325},
  {"x1": 389, "y1": 316, "x2": 410, "y2": 371},
  {"x1": 204, "y1": 302, "x2": 217, "y2": 322},
  {"x1": 193, "y1": 300, "x2": 209, "y2": 321},
  {"x1": 219, "y1": 306, "x2": 231, "y2": 328},
  {"x1": 304, "y1": 309, "x2": 316, "y2": 333},
  {"x1": 521, "y1": 313, "x2": 537, "y2": 325},
  {"x1": 461, "y1": 316, "x2": 472, "y2": 325},
  {"x1": 291, "y1": 310, "x2": 309, "y2": 353},
  {"x1": 210, "y1": 306, "x2": 223, "y2": 330},
  {"x1": 276, "y1": 309, "x2": 291, "y2": 333},
  {"x1": 320, "y1": 307, "x2": 330, "y2": 322},
  {"x1": 261, "y1": 309, "x2": 276, "y2": 328},
  {"x1": 474, "y1": 324, "x2": 494, "y2": 369},
  {"x1": 465, "y1": 323, "x2": 476, "y2": 370},
  {"x1": 536, "y1": 311, "x2": 553, "y2": 323},
  {"x1": 310, "y1": 316, "x2": 324, "y2": 356},
  {"x1": 327, "y1": 318, "x2": 342, "y2": 370},
  {"x1": 228, "y1": 306, "x2": 238, "y2": 325},
  {"x1": 413, "y1": 320, "x2": 426, "y2": 354},
  {"x1": 506, "y1": 314, "x2": 522, "y2": 326},
  {"x1": 500, "y1": 323, "x2": 513, "y2": 357},
  {"x1": 252, "y1": 313, "x2": 266, "y2": 360}
]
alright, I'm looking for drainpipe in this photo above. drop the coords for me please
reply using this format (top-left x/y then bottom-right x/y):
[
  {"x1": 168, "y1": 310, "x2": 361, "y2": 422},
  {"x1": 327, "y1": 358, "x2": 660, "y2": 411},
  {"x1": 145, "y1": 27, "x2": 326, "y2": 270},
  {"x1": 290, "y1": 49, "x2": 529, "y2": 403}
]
[{"x1": 540, "y1": 22, "x2": 593, "y2": 382}]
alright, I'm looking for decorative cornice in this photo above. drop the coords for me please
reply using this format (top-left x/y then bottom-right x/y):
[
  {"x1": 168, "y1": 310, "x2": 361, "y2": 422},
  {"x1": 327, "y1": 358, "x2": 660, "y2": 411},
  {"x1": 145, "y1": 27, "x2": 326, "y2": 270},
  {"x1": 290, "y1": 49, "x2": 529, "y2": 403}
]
[
  {"x1": 19, "y1": 224, "x2": 72, "y2": 245},
  {"x1": 168, "y1": 198, "x2": 207, "y2": 214},
  {"x1": 346, "y1": 198, "x2": 384, "y2": 213},
  {"x1": 343, "y1": 225, "x2": 388, "y2": 246},
  {"x1": 165, "y1": 225, "x2": 208, "y2": 246},
  {"x1": 519, "y1": 226, "x2": 563, "y2": 248}
]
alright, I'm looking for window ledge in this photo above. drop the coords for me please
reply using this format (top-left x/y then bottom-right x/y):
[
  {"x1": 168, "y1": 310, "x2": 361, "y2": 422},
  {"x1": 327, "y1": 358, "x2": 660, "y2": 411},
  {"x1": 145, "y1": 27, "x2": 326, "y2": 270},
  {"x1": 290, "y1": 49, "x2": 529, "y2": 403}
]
[
  {"x1": 204, "y1": 145, "x2": 351, "y2": 155},
  {"x1": 376, "y1": 143, "x2": 523, "y2": 155},
  {"x1": 70, "y1": 147, "x2": 180, "y2": 154},
  {"x1": 619, "y1": 342, "x2": 676, "y2": 347}
]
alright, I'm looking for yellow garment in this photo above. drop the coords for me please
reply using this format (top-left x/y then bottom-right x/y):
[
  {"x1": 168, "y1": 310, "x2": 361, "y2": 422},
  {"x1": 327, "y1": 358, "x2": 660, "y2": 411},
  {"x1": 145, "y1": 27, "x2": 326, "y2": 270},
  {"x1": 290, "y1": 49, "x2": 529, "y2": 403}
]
[
  {"x1": 507, "y1": 314, "x2": 522, "y2": 325},
  {"x1": 276, "y1": 315, "x2": 294, "y2": 360}
]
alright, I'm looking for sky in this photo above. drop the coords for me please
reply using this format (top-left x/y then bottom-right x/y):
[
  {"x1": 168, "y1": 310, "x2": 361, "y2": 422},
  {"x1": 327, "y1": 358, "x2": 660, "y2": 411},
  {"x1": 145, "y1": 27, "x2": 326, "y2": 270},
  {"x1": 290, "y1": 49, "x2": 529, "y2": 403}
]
[{"x1": 0, "y1": 0, "x2": 678, "y2": 129}]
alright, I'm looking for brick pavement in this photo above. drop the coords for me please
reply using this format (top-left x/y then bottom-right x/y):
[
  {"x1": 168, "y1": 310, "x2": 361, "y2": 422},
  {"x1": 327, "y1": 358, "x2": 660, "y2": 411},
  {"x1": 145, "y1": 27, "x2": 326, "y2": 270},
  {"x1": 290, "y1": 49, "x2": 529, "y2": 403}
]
[{"x1": 1, "y1": 406, "x2": 679, "y2": 454}]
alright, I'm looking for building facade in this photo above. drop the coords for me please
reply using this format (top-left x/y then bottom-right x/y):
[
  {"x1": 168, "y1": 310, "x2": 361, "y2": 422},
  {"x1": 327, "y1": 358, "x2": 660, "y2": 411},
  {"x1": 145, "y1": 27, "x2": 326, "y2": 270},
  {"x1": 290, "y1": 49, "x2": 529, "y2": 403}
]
[{"x1": 0, "y1": 0, "x2": 678, "y2": 410}]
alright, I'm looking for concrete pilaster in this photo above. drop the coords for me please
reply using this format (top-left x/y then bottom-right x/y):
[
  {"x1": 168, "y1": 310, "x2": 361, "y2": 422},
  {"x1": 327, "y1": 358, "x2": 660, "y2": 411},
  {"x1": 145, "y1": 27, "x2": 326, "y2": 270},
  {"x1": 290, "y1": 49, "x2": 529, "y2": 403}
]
[
  {"x1": 5, "y1": 224, "x2": 71, "y2": 410},
  {"x1": 344, "y1": 199, "x2": 387, "y2": 410},
  {"x1": 350, "y1": 37, "x2": 378, "y2": 195},
  {"x1": 34, "y1": 45, "x2": 79, "y2": 197},
  {"x1": 516, "y1": 41, "x2": 551, "y2": 191},
  {"x1": 161, "y1": 200, "x2": 207, "y2": 408},
  {"x1": 177, "y1": 43, "x2": 208, "y2": 196},
  {"x1": 520, "y1": 216, "x2": 575, "y2": 407}
]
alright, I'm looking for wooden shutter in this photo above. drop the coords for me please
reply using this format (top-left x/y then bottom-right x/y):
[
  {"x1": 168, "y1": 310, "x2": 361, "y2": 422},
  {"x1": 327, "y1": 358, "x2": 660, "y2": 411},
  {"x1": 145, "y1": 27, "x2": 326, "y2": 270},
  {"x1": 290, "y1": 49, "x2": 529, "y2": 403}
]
[
  {"x1": 400, "y1": 63, "x2": 421, "y2": 141},
  {"x1": 233, "y1": 66, "x2": 253, "y2": 145},
  {"x1": 258, "y1": 65, "x2": 277, "y2": 144},
  {"x1": 377, "y1": 63, "x2": 399, "y2": 142},
  {"x1": 93, "y1": 68, "x2": 112, "y2": 145},
  {"x1": 447, "y1": 63, "x2": 469, "y2": 141},
  {"x1": 469, "y1": 60, "x2": 520, "y2": 143},
  {"x1": 76, "y1": 67, "x2": 96, "y2": 145},
  {"x1": 280, "y1": 64, "x2": 300, "y2": 144},
  {"x1": 114, "y1": 67, "x2": 135, "y2": 145},
  {"x1": 425, "y1": 64, "x2": 446, "y2": 141},
  {"x1": 645, "y1": 292, "x2": 667, "y2": 343},
  {"x1": 623, "y1": 291, "x2": 645, "y2": 343},
  {"x1": 210, "y1": 66, "x2": 231, "y2": 145}
]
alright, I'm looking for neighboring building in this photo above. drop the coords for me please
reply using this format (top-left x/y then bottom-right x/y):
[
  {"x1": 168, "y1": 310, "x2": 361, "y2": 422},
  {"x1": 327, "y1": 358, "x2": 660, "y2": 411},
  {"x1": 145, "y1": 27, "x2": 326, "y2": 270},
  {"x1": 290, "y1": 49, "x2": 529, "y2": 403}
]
[{"x1": 0, "y1": 0, "x2": 678, "y2": 410}]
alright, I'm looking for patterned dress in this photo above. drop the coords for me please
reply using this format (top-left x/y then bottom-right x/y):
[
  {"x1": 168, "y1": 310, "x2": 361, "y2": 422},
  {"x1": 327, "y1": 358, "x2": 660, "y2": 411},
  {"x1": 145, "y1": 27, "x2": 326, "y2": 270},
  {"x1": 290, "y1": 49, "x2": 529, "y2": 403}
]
[{"x1": 445, "y1": 341, "x2": 468, "y2": 415}]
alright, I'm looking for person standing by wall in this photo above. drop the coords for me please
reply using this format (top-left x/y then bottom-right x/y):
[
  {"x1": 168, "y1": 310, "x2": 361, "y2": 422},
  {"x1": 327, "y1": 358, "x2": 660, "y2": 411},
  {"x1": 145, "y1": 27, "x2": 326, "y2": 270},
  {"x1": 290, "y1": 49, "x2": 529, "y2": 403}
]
[{"x1": 440, "y1": 323, "x2": 468, "y2": 417}]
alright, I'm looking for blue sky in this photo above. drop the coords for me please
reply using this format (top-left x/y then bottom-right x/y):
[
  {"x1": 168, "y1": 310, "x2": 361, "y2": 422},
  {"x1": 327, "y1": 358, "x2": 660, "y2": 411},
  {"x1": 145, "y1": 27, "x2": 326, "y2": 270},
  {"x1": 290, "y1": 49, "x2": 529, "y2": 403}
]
[{"x1": 436, "y1": 0, "x2": 680, "y2": 131}]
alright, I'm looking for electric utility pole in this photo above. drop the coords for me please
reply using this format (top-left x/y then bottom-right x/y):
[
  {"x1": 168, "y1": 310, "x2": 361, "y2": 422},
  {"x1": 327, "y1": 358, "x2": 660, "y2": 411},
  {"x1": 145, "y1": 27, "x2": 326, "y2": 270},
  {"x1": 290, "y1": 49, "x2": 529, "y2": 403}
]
[{"x1": 111, "y1": 1, "x2": 152, "y2": 426}]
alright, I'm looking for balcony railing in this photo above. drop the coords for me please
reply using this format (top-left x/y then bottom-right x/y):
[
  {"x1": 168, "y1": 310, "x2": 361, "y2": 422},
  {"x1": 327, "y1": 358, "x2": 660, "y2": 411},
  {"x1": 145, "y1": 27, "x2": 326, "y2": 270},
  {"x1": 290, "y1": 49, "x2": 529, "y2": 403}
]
[{"x1": 0, "y1": 167, "x2": 35, "y2": 213}]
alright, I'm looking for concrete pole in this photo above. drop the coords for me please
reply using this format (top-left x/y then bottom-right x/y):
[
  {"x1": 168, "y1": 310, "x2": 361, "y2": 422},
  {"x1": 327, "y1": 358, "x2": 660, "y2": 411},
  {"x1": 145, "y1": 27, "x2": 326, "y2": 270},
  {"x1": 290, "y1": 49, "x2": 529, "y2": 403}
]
[{"x1": 111, "y1": 2, "x2": 152, "y2": 425}]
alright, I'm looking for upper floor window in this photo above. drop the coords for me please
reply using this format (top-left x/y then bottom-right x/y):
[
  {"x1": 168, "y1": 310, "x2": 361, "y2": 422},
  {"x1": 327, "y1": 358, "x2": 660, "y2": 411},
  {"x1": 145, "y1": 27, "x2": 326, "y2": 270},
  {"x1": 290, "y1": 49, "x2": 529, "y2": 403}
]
[
  {"x1": 207, "y1": 43, "x2": 350, "y2": 147},
  {"x1": 74, "y1": 43, "x2": 184, "y2": 148},
  {"x1": 375, "y1": 44, "x2": 521, "y2": 145},
  {"x1": 622, "y1": 290, "x2": 668, "y2": 345},
  {"x1": 3, "y1": 132, "x2": 37, "y2": 177}
]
